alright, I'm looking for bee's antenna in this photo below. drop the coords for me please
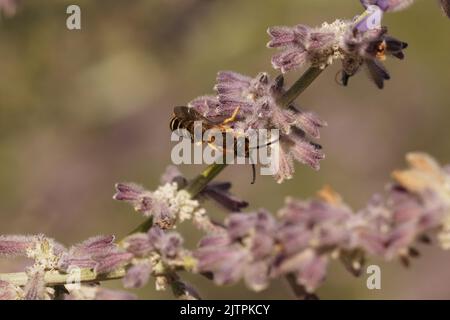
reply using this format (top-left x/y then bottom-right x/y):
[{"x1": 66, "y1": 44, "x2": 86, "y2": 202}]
[{"x1": 251, "y1": 164, "x2": 256, "y2": 184}]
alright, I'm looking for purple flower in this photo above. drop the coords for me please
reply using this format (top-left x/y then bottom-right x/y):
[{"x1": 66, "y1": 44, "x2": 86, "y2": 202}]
[
  {"x1": 160, "y1": 165, "x2": 184, "y2": 185},
  {"x1": 113, "y1": 183, "x2": 153, "y2": 212},
  {"x1": 122, "y1": 227, "x2": 193, "y2": 290},
  {"x1": 122, "y1": 233, "x2": 154, "y2": 257},
  {"x1": 0, "y1": 0, "x2": 19, "y2": 17},
  {"x1": 93, "y1": 288, "x2": 137, "y2": 300},
  {"x1": 194, "y1": 210, "x2": 276, "y2": 291},
  {"x1": 188, "y1": 95, "x2": 224, "y2": 123},
  {"x1": 123, "y1": 262, "x2": 152, "y2": 289},
  {"x1": 360, "y1": 0, "x2": 415, "y2": 12},
  {"x1": 23, "y1": 270, "x2": 46, "y2": 300},
  {"x1": 147, "y1": 226, "x2": 183, "y2": 260},
  {"x1": 273, "y1": 249, "x2": 328, "y2": 293},
  {"x1": 194, "y1": 235, "x2": 249, "y2": 287},
  {"x1": 341, "y1": 27, "x2": 408, "y2": 88},
  {"x1": 0, "y1": 280, "x2": 22, "y2": 300},
  {"x1": 69, "y1": 235, "x2": 116, "y2": 256},
  {"x1": 199, "y1": 182, "x2": 248, "y2": 212},
  {"x1": 267, "y1": 17, "x2": 407, "y2": 89},
  {"x1": 59, "y1": 235, "x2": 132, "y2": 274},
  {"x1": 441, "y1": 0, "x2": 450, "y2": 18},
  {"x1": 190, "y1": 71, "x2": 325, "y2": 183},
  {"x1": 94, "y1": 251, "x2": 134, "y2": 274},
  {"x1": 350, "y1": 183, "x2": 447, "y2": 265},
  {"x1": 123, "y1": 226, "x2": 187, "y2": 262}
]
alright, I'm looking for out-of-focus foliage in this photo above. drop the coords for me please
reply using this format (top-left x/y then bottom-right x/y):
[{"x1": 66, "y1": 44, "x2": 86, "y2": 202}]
[{"x1": 0, "y1": 0, "x2": 449, "y2": 299}]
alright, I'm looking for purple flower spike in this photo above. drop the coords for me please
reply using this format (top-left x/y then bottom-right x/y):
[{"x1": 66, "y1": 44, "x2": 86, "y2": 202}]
[
  {"x1": 341, "y1": 27, "x2": 408, "y2": 89},
  {"x1": 123, "y1": 262, "x2": 152, "y2": 289},
  {"x1": 71, "y1": 235, "x2": 116, "y2": 256},
  {"x1": 59, "y1": 235, "x2": 132, "y2": 274},
  {"x1": 360, "y1": 0, "x2": 415, "y2": 12},
  {"x1": 267, "y1": 23, "x2": 337, "y2": 73},
  {"x1": 0, "y1": 235, "x2": 35, "y2": 257},
  {"x1": 160, "y1": 165, "x2": 183, "y2": 185},
  {"x1": 0, "y1": 0, "x2": 19, "y2": 17},
  {"x1": 194, "y1": 211, "x2": 276, "y2": 291},
  {"x1": 24, "y1": 270, "x2": 46, "y2": 300},
  {"x1": 113, "y1": 183, "x2": 146, "y2": 202},
  {"x1": 0, "y1": 281, "x2": 22, "y2": 300}
]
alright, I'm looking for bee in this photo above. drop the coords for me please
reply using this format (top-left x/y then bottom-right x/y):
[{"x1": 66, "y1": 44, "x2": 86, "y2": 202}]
[{"x1": 170, "y1": 106, "x2": 265, "y2": 184}]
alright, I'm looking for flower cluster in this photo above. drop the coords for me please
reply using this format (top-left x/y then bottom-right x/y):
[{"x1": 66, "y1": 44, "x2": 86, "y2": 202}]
[
  {"x1": 193, "y1": 153, "x2": 450, "y2": 294},
  {"x1": 190, "y1": 71, "x2": 327, "y2": 183}
]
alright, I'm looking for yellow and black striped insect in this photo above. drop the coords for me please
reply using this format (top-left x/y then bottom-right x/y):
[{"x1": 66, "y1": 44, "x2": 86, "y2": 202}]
[{"x1": 170, "y1": 106, "x2": 258, "y2": 184}]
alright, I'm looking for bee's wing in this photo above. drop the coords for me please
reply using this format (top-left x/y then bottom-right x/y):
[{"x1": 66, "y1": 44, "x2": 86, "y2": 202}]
[{"x1": 364, "y1": 59, "x2": 390, "y2": 89}]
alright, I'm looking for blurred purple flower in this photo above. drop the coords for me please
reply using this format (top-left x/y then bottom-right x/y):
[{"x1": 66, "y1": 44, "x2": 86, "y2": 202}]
[
  {"x1": 113, "y1": 183, "x2": 153, "y2": 213},
  {"x1": 341, "y1": 27, "x2": 408, "y2": 88},
  {"x1": 0, "y1": 280, "x2": 22, "y2": 300},
  {"x1": 441, "y1": 0, "x2": 450, "y2": 18},
  {"x1": 267, "y1": 17, "x2": 407, "y2": 89},
  {"x1": 267, "y1": 24, "x2": 335, "y2": 73},
  {"x1": 190, "y1": 71, "x2": 326, "y2": 183},
  {"x1": 0, "y1": 235, "x2": 35, "y2": 257},
  {"x1": 148, "y1": 226, "x2": 184, "y2": 260},
  {"x1": 0, "y1": 0, "x2": 19, "y2": 17},
  {"x1": 59, "y1": 235, "x2": 132, "y2": 274},
  {"x1": 123, "y1": 226, "x2": 185, "y2": 261},
  {"x1": 123, "y1": 262, "x2": 152, "y2": 289}
]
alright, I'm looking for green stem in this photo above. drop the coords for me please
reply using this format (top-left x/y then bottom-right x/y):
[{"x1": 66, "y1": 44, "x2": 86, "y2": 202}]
[{"x1": 277, "y1": 66, "x2": 324, "y2": 108}]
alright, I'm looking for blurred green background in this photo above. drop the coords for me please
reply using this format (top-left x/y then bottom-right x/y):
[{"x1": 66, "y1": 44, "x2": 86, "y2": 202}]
[{"x1": 0, "y1": 0, "x2": 449, "y2": 299}]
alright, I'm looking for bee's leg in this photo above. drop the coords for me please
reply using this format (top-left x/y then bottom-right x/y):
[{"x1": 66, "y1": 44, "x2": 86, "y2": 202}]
[
  {"x1": 222, "y1": 106, "x2": 240, "y2": 126},
  {"x1": 251, "y1": 164, "x2": 256, "y2": 185}
]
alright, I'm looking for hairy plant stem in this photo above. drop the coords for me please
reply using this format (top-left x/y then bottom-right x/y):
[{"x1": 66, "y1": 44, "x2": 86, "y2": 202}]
[{"x1": 0, "y1": 268, "x2": 126, "y2": 287}]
